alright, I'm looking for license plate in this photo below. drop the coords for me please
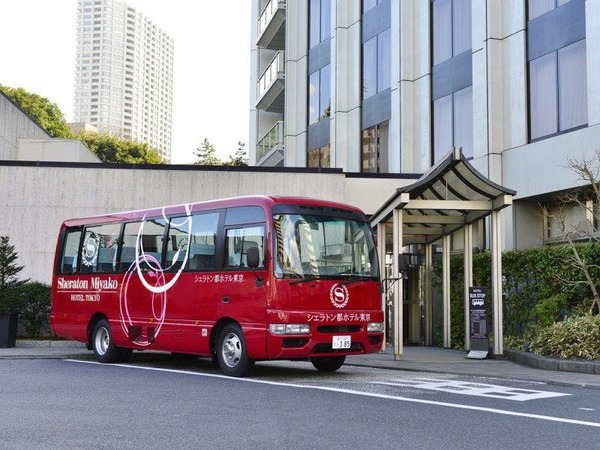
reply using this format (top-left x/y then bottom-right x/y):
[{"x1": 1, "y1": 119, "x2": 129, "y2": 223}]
[{"x1": 332, "y1": 335, "x2": 351, "y2": 349}]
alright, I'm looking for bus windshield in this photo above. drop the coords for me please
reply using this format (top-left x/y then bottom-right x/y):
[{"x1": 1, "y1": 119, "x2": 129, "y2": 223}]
[{"x1": 273, "y1": 213, "x2": 379, "y2": 280}]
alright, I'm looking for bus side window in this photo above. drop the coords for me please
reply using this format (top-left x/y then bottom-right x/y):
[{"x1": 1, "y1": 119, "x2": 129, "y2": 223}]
[
  {"x1": 225, "y1": 226, "x2": 265, "y2": 269},
  {"x1": 166, "y1": 212, "x2": 219, "y2": 272},
  {"x1": 80, "y1": 223, "x2": 121, "y2": 274},
  {"x1": 119, "y1": 218, "x2": 167, "y2": 272},
  {"x1": 60, "y1": 228, "x2": 82, "y2": 274}
]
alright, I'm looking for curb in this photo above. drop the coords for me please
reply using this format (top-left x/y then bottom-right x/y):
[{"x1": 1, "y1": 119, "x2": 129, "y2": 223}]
[
  {"x1": 504, "y1": 349, "x2": 600, "y2": 375},
  {"x1": 16, "y1": 340, "x2": 87, "y2": 348}
]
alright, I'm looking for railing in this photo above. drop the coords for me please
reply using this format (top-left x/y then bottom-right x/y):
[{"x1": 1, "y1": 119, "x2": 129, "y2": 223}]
[
  {"x1": 257, "y1": 51, "x2": 285, "y2": 99},
  {"x1": 257, "y1": 0, "x2": 286, "y2": 39},
  {"x1": 256, "y1": 121, "x2": 284, "y2": 163}
]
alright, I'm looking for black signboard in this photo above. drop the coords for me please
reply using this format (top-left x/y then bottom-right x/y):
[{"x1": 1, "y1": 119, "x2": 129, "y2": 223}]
[{"x1": 468, "y1": 286, "x2": 488, "y2": 354}]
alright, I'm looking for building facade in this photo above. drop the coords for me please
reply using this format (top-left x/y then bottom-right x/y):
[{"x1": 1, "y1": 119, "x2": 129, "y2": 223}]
[
  {"x1": 250, "y1": 0, "x2": 600, "y2": 249},
  {"x1": 74, "y1": 0, "x2": 174, "y2": 162}
]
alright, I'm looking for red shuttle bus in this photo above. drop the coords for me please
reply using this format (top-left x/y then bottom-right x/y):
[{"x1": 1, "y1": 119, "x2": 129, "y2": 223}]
[{"x1": 50, "y1": 196, "x2": 383, "y2": 376}]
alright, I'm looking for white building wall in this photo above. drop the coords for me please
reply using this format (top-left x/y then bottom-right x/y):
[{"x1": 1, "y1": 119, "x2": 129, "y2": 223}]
[
  {"x1": 398, "y1": 0, "x2": 431, "y2": 174},
  {"x1": 18, "y1": 139, "x2": 101, "y2": 163},
  {"x1": 0, "y1": 164, "x2": 352, "y2": 284},
  {"x1": 0, "y1": 93, "x2": 50, "y2": 160},
  {"x1": 284, "y1": 0, "x2": 309, "y2": 168},
  {"x1": 332, "y1": 0, "x2": 361, "y2": 171},
  {"x1": 586, "y1": 0, "x2": 600, "y2": 127}
]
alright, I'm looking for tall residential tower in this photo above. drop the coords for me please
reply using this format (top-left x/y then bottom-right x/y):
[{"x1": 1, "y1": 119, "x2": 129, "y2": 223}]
[{"x1": 74, "y1": 0, "x2": 174, "y2": 162}]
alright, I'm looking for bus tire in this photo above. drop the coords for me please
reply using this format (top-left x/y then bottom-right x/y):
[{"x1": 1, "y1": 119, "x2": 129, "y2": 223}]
[
  {"x1": 217, "y1": 323, "x2": 254, "y2": 377},
  {"x1": 92, "y1": 319, "x2": 124, "y2": 364},
  {"x1": 311, "y1": 355, "x2": 346, "y2": 372}
]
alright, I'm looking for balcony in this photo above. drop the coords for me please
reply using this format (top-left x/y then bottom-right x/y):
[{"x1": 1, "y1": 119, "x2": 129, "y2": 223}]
[
  {"x1": 256, "y1": 121, "x2": 284, "y2": 167},
  {"x1": 257, "y1": 0, "x2": 286, "y2": 50},
  {"x1": 256, "y1": 51, "x2": 285, "y2": 113}
]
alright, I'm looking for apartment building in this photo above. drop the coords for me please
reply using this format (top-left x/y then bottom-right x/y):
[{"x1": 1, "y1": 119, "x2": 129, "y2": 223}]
[
  {"x1": 250, "y1": 0, "x2": 600, "y2": 250},
  {"x1": 74, "y1": 0, "x2": 174, "y2": 162}
]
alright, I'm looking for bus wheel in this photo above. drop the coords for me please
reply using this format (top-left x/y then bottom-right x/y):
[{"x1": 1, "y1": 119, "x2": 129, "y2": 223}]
[
  {"x1": 311, "y1": 356, "x2": 346, "y2": 372},
  {"x1": 92, "y1": 319, "x2": 123, "y2": 364},
  {"x1": 217, "y1": 323, "x2": 254, "y2": 377}
]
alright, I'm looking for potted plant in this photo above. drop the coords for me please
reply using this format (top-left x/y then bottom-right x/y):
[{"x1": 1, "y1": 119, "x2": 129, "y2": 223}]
[{"x1": 0, "y1": 236, "x2": 27, "y2": 348}]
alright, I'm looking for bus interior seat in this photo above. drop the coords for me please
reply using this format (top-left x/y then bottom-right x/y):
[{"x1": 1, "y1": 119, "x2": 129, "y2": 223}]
[{"x1": 62, "y1": 256, "x2": 76, "y2": 274}]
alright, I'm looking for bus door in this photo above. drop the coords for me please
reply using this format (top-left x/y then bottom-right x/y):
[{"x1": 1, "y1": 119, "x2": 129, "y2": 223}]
[{"x1": 220, "y1": 217, "x2": 268, "y2": 355}]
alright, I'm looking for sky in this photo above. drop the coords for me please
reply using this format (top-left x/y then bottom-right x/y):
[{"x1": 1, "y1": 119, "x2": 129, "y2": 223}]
[{"x1": 0, "y1": 0, "x2": 251, "y2": 163}]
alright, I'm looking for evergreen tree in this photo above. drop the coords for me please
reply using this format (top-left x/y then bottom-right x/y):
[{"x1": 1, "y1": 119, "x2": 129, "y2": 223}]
[
  {"x1": 78, "y1": 131, "x2": 164, "y2": 164},
  {"x1": 0, "y1": 84, "x2": 73, "y2": 139},
  {"x1": 1, "y1": 84, "x2": 164, "y2": 164},
  {"x1": 0, "y1": 236, "x2": 27, "y2": 313},
  {"x1": 224, "y1": 141, "x2": 248, "y2": 166},
  {"x1": 194, "y1": 138, "x2": 222, "y2": 165}
]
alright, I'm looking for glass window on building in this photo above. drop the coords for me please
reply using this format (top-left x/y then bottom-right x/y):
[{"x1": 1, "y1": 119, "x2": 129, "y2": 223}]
[
  {"x1": 433, "y1": 86, "x2": 473, "y2": 162},
  {"x1": 433, "y1": 0, "x2": 471, "y2": 65},
  {"x1": 361, "y1": 121, "x2": 389, "y2": 173},
  {"x1": 309, "y1": 64, "x2": 331, "y2": 124},
  {"x1": 308, "y1": 145, "x2": 331, "y2": 168},
  {"x1": 528, "y1": 0, "x2": 574, "y2": 20},
  {"x1": 309, "y1": 0, "x2": 331, "y2": 49},
  {"x1": 527, "y1": 1, "x2": 587, "y2": 141},
  {"x1": 363, "y1": 0, "x2": 378, "y2": 13},
  {"x1": 362, "y1": 27, "x2": 390, "y2": 100},
  {"x1": 432, "y1": 0, "x2": 472, "y2": 163}
]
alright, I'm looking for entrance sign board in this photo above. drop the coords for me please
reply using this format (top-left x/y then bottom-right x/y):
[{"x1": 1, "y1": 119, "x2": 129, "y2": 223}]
[{"x1": 466, "y1": 286, "x2": 489, "y2": 359}]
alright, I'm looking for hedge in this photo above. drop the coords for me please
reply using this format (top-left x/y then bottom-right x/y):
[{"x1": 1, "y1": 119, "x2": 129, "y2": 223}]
[{"x1": 432, "y1": 242, "x2": 600, "y2": 350}]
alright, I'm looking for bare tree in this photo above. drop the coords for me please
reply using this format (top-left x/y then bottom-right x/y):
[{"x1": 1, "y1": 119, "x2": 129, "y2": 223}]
[{"x1": 544, "y1": 149, "x2": 600, "y2": 314}]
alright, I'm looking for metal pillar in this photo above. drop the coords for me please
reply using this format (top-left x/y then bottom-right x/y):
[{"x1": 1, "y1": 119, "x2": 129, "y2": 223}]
[
  {"x1": 377, "y1": 222, "x2": 387, "y2": 351},
  {"x1": 463, "y1": 223, "x2": 473, "y2": 351},
  {"x1": 491, "y1": 210, "x2": 504, "y2": 356},
  {"x1": 424, "y1": 243, "x2": 433, "y2": 346},
  {"x1": 442, "y1": 233, "x2": 451, "y2": 348},
  {"x1": 392, "y1": 208, "x2": 403, "y2": 360}
]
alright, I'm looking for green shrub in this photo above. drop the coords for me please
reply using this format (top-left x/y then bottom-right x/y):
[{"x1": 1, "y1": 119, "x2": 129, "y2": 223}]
[
  {"x1": 504, "y1": 334, "x2": 529, "y2": 351},
  {"x1": 432, "y1": 242, "x2": 600, "y2": 350},
  {"x1": 529, "y1": 315, "x2": 600, "y2": 360},
  {"x1": 16, "y1": 282, "x2": 51, "y2": 337}
]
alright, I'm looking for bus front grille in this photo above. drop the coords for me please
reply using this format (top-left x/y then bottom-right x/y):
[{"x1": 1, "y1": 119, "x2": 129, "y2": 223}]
[{"x1": 317, "y1": 325, "x2": 361, "y2": 333}]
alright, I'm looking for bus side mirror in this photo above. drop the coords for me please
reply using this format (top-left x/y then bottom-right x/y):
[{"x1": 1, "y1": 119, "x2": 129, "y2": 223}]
[{"x1": 246, "y1": 246, "x2": 260, "y2": 268}]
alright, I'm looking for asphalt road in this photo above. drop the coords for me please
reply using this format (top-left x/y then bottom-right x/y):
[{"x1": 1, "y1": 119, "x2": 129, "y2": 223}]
[{"x1": 1, "y1": 355, "x2": 599, "y2": 449}]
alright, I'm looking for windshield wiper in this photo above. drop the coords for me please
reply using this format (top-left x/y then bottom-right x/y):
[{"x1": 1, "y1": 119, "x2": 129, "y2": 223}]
[
  {"x1": 338, "y1": 276, "x2": 378, "y2": 286},
  {"x1": 289, "y1": 274, "x2": 321, "y2": 285}
]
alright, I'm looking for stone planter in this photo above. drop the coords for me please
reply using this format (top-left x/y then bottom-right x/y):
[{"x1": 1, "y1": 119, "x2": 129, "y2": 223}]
[{"x1": 0, "y1": 312, "x2": 18, "y2": 348}]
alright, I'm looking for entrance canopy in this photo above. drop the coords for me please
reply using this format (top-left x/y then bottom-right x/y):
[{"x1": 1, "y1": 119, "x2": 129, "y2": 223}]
[
  {"x1": 371, "y1": 148, "x2": 516, "y2": 245},
  {"x1": 370, "y1": 148, "x2": 516, "y2": 360}
]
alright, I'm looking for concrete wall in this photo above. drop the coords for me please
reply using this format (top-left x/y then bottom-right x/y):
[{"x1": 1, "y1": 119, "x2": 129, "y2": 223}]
[
  {"x1": 18, "y1": 139, "x2": 101, "y2": 163},
  {"x1": 0, "y1": 162, "x2": 412, "y2": 284},
  {"x1": 0, "y1": 92, "x2": 50, "y2": 160}
]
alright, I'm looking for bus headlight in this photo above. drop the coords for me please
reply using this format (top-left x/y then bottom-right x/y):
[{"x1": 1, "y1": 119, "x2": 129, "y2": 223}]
[
  {"x1": 269, "y1": 324, "x2": 310, "y2": 335},
  {"x1": 367, "y1": 322, "x2": 384, "y2": 333}
]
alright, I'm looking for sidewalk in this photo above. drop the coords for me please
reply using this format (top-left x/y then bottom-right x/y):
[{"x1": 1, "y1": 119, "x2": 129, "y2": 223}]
[
  {"x1": 1, "y1": 340, "x2": 599, "y2": 389},
  {"x1": 346, "y1": 346, "x2": 600, "y2": 389}
]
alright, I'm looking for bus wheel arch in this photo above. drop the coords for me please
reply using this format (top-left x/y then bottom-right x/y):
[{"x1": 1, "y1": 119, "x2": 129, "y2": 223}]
[
  {"x1": 90, "y1": 316, "x2": 131, "y2": 364},
  {"x1": 214, "y1": 320, "x2": 254, "y2": 377}
]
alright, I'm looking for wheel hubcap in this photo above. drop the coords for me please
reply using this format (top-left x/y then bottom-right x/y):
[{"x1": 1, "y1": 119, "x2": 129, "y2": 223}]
[
  {"x1": 95, "y1": 327, "x2": 109, "y2": 355},
  {"x1": 221, "y1": 332, "x2": 241, "y2": 368}
]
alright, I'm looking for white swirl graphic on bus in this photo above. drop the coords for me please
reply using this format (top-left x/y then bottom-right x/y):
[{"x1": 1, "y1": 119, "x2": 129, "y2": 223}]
[{"x1": 118, "y1": 205, "x2": 192, "y2": 345}]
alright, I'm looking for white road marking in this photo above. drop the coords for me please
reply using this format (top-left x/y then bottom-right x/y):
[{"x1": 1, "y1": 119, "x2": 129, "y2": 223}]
[
  {"x1": 65, "y1": 359, "x2": 600, "y2": 428},
  {"x1": 370, "y1": 377, "x2": 570, "y2": 401}
]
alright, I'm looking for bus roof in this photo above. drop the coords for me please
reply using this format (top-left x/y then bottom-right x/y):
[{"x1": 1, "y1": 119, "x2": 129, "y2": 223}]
[{"x1": 60, "y1": 195, "x2": 365, "y2": 227}]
